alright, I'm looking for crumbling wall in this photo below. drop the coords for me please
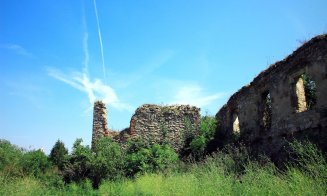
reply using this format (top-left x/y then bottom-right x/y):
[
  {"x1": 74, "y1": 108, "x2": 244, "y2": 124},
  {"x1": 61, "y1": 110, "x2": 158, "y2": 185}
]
[
  {"x1": 215, "y1": 34, "x2": 327, "y2": 161},
  {"x1": 91, "y1": 100, "x2": 110, "y2": 148},
  {"x1": 91, "y1": 102, "x2": 200, "y2": 152},
  {"x1": 128, "y1": 104, "x2": 201, "y2": 151}
]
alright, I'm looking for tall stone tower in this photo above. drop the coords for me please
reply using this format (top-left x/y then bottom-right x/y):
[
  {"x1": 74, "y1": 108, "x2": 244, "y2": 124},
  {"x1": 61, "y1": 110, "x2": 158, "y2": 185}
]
[{"x1": 91, "y1": 100, "x2": 109, "y2": 149}]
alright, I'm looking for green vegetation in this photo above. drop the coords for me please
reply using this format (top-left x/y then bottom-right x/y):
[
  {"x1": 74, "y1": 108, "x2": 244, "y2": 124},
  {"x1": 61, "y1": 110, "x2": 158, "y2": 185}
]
[
  {"x1": 49, "y1": 139, "x2": 68, "y2": 170},
  {"x1": 301, "y1": 73, "x2": 317, "y2": 109},
  {"x1": 1, "y1": 116, "x2": 326, "y2": 195},
  {"x1": 189, "y1": 116, "x2": 217, "y2": 159}
]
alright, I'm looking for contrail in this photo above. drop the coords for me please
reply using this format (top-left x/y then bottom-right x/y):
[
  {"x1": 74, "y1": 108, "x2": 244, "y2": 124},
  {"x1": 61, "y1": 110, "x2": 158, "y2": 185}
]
[{"x1": 93, "y1": 0, "x2": 106, "y2": 81}]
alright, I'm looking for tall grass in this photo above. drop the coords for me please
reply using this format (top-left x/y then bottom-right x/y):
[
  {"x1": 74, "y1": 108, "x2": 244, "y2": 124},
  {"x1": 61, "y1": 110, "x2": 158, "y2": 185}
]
[
  {"x1": 98, "y1": 153, "x2": 326, "y2": 196},
  {"x1": 1, "y1": 140, "x2": 326, "y2": 195}
]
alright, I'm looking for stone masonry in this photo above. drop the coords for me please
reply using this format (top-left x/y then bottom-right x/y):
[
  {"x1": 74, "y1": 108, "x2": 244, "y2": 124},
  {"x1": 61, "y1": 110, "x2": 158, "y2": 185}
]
[
  {"x1": 127, "y1": 104, "x2": 200, "y2": 151},
  {"x1": 91, "y1": 34, "x2": 326, "y2": 160},
  {"x1": 214, "y1": 34, "x2": 327, "y2": 161},
  {"x1": 91, "y1": 100, "x2": 109, "y2": 148},
  {"x1": 91, "y1": 103, "x2": 200, "y2": 152}
]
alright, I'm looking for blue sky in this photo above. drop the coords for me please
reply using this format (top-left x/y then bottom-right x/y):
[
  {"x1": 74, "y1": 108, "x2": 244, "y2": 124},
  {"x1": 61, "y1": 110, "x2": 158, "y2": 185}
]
[{"x1": 1, "y1": 0, "x2": 326, "y2": 153}]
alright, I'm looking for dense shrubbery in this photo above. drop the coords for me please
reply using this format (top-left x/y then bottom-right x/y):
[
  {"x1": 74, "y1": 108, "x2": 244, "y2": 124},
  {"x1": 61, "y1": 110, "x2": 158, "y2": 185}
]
[
  {"x1": 190, "y1": 115, "x2": 217, "y2": 159},
  {"x1": 0, "y1": 137, "x2": 178, "y2": 190},
  {"x1": 182, "y1": 115, "x2": 217, "y2": 159},
  {"x1": 0, "y1": 115, "x2": 326, "y2": 195},
  {"x1": 57, "y1": 137, "x2": 178, "y2": 187},
  {"x1": 1, "y1": 138, "x2": 326, "y2": 195},
  {"x1": 49, "y1": 139, "x2": 68, "y2": 170},
  {"x1": 20, "y1": 149, "x2": 51, "y2": 178}
]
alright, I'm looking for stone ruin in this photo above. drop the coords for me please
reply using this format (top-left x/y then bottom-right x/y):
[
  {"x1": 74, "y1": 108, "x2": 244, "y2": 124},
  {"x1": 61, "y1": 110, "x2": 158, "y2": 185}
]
[
  {"x1": 213, "y1": 34, "x2": 327, "y2": 161},
  {"x1": 127, "y1": 104, "x2": 200, "y2": 151},
  {"x1": 91, "y1": 103, "x2": 200, "y2": 152},
  {"x1": 91, "y1": 100, "x2": 110, "y2": 148},
  {"x1": 92, "y1": 34, "x2": 327, "y2": 160}
]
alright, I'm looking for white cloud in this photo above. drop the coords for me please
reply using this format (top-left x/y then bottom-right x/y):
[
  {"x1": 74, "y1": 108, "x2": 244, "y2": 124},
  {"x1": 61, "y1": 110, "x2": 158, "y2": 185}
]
[
  {"x1": 47, "y1": 15, "x2": 133, "y2": 113},
  {"x1": 169, "y1": 84, "x2": 224, "y2": 108},
  {"x1": 47, "y1": 68, "x2": 133, "y2": 112},
  {"x1": 1, "y1": 43, "x2": 34, "y2": 58}
]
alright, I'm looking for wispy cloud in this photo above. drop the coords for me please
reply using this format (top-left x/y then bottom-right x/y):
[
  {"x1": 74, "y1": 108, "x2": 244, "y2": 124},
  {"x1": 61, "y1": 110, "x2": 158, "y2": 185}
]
[
  {"x1": 47, "y1": 10, "x2": 132, "y2": 113},
  {"x1": 1, "y1": 44, "x2": 34, "y2": 58},
  {"x1": 169, "y1": 84, "x2": 225, "y2": 108},
  {"x1": 47, "y1": 68, "x2": 133, "y2": 112},
  {"x1": 93, "y1": 0, "x2": 106, "y2": 80}
]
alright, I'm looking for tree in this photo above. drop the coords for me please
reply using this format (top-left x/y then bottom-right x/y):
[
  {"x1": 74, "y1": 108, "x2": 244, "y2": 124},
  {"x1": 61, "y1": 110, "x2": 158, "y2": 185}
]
[
  {"x1": 63, "y1": 139, "x2": 93, "y2": 183},
  {"x1": 49, "y1": 139, "x2": 68, "y2": 170},
  {"x1": 190, "y1": 115, "x2": 217, "y2": 159},
  {"x1": 90, "y1": 137, "x2": 125, "y2": 187},
  {"x1": 0, "y1": 139, "x2": 23, "y2": 177},
  {"x1": 301, "y1": 73, "x2": 317, "y2": 110},
  {"x1": 20, "y1": 149, "x2": 51, "y2": 177},
  {"x1": 125, "y1": 142, "x2": 178, "y2": 176}
]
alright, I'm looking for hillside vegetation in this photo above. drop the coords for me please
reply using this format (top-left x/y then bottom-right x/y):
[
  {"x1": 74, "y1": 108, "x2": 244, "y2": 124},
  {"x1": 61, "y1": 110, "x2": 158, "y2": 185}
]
[{"x1": 1, "y1": 116, "x2": 326, "y2": 195}]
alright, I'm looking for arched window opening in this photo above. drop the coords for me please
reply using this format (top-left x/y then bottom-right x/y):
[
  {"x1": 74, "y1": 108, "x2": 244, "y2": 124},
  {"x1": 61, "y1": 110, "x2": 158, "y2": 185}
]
[
  {"x1": 232, "y1": 113, "x2": 240, "y2": 134},
  {"x1": 295, "y1": 73, "x2": 317, "y2": 112}
]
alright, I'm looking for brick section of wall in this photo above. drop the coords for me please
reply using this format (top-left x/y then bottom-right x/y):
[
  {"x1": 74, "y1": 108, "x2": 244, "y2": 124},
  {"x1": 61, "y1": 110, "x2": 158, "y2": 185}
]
[{"x1": 214, "y1": 34, "x2": 327, "y2": 161}]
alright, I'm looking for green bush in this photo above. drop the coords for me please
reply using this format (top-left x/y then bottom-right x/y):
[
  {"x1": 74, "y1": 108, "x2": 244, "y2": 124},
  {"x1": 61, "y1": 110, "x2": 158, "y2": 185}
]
[
  {"x1": 189, "y1": 115, "x2": 217, "y2": 159},
  {"x1": 1, "y1": 139, "x2": 326, "y2": 195},
  {"x1": 20, "y1": 149, "x2": 51, "y2": 178},
  {"x1": 125, "y1": 141, "x2": 178, "y2": 177},
  {"x1": 62, "y1": 138, "x2": 93, "y2": 183},
  {"x1": 49, "y1": 139, "x2": 68, "y2": 170},
  {"x1": 301, "y1": 73, "x2": 317, "y2": 109},
  {"x1": 90, "y1": 137, "x2": 125, "y2": 187},
  {"x1": 0, "y1": 140, "x2": 23, "y2": 178}
]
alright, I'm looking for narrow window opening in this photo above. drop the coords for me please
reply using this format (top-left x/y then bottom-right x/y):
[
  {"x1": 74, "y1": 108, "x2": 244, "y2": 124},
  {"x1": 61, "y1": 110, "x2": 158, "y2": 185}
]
[
  {"x1": 295, "y1": 73, "x2": 317, "y2": 112},
  {"x1": 302, "y1": 73, "x2": 317, "y2": 110},
  {"x1": 232, "y1": 113, "x2": 240, "y2": 133},
  {"x1": 262, "y1": 91, "x2": 272, "y2": 131}
]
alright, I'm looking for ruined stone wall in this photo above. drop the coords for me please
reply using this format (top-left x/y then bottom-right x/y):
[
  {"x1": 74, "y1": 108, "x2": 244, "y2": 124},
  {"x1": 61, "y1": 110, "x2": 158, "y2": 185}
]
[
  {"x1": 215, "y1": 34, "x2": 327, "y2": 161},
  {"x1": 91, "y1": 102, "x2": 200, "y2": 152},
  {"x1": 128, "y1": 104, "x2": 201, "y2": 151},
  {"x1": 91, "y1": 100, "x2": 109, "y2": 148}
]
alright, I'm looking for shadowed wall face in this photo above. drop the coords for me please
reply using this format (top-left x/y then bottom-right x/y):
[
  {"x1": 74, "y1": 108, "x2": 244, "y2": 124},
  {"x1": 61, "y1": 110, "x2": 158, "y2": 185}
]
[{"x1": 215, "y1": 34, "x2": 327, "y2": 158}]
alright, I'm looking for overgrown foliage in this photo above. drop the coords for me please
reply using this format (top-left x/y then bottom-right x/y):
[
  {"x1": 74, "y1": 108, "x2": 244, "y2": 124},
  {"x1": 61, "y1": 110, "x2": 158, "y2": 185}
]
[
  {"x1": 49, "y1": 139, "x2": 68, "y2": 170},
  {"x1": 189, "y1": 115, "x2": 217, "y2": 159},
  {"x1": 182, "y1": 115, "x2": 217, "y2": 159},
  {"x1": 301, "y1": 73, "x2": 317, "y2": 109},
  {"x1": 1, "y1": 138, "x2": 326, "y2": 195},
  {"x1": 20, "y1": 149, "x2": 51, "y2": 178},
  {"x1": 125, "y1": 142, "x2": 178, "y2": 177},
  {"x1": 0, "y1": 118, "x2": 326, "y2": 194}
]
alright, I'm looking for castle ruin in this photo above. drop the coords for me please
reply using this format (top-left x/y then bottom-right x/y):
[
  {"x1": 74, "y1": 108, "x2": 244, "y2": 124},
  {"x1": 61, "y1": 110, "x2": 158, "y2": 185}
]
[
  {"x1": 92, "y1": 34, "x2": 327, "y2": 159},
  {"x1": 91, "y1": 100, "x2": 110, "y2": 148},
  {"x1": 213, "y1": 34, "x2": 327, "y2": 161},
  {"x1": 91, "y1": 103, "x2": 200, "y2": 151}
]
